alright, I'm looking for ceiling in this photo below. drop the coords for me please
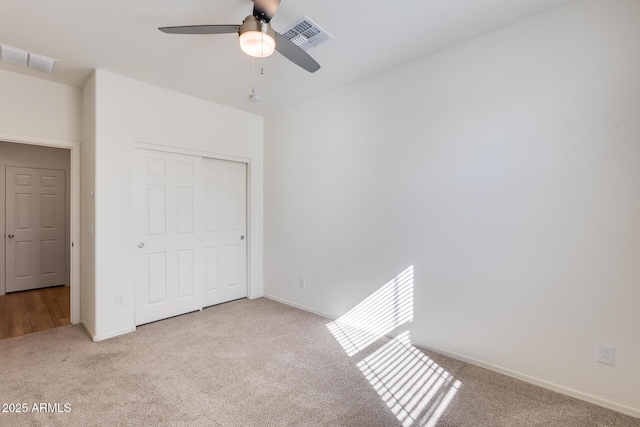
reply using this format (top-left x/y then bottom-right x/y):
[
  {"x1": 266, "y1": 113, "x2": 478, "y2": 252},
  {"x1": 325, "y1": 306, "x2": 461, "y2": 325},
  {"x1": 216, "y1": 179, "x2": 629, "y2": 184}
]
[{"x1": 0, "y1": 0, "x2": 573, "y2": 116}]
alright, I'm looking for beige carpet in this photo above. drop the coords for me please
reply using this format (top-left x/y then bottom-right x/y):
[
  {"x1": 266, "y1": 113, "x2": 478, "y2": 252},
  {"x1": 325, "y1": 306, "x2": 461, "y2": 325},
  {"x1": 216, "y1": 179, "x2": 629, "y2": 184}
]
[{"x1": 0, "y1": 297, "x2": 638, "y2": 427}]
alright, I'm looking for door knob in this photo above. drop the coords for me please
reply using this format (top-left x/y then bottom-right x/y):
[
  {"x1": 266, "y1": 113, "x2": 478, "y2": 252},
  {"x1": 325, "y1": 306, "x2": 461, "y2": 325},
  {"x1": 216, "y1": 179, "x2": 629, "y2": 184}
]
[
  {"x1": 138, "y1": 242, "x2": 145, "y2": 248},
  {"x1": 7, "y1": 234, "x2": 14, "y2": 238},
  {"x1": 240, "y1": 235, "x2": 245, "y2": 240}
]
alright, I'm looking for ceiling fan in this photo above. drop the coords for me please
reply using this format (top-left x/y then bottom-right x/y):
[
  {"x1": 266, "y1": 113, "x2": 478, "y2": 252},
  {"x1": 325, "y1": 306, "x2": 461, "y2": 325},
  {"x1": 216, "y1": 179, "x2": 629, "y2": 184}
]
[{"x1": 158, "y1": 0, "x2": 320, "y2": 73}]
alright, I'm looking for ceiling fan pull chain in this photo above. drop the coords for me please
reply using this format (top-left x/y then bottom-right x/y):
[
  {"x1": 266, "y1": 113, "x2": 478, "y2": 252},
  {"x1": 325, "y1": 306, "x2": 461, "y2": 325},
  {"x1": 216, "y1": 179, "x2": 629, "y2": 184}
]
[
  {"x1": 260, "y1": 29, "x2": 265, "y2": 75},
  {"x1": 252, "y1": 57, "x2": 256, "y2": 93}
]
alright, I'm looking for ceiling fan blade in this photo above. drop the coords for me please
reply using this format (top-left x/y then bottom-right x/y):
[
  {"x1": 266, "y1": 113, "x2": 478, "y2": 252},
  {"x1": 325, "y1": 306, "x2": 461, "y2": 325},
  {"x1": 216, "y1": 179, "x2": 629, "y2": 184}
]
[
  {"x1": 158, "y1": 25, "x2": 240, "y2": 35},
  {"x1": 252, "y1": 0, "x2": 281, "y2": 23},
  {"x1": 275, "y1": 32, "x2": 320, "y2": 73}
]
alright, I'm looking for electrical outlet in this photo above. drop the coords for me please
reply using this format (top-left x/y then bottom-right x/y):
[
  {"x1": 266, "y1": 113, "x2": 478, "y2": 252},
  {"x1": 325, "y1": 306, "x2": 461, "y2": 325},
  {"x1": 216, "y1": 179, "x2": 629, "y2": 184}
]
[
  {"x1": 116, "y1": 295, "x2": 126, "y2": 308},
  {"x1": 299, "y1": 277, "x2": 306, "y2": 289},
  {"x1": 597, "y1": 344, "x2": 615, "y2": 366}
]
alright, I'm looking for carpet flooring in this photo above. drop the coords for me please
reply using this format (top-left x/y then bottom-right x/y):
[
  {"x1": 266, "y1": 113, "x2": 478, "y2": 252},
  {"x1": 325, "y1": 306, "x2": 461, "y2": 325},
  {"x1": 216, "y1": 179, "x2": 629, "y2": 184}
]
[{"x1": 0, "y1": 297, "x2": 638, "y2": 426}]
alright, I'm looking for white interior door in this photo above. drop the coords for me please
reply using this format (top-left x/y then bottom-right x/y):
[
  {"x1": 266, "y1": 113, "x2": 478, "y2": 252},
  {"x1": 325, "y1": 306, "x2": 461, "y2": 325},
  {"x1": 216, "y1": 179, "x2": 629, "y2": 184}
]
[
  {"x1": 134, "y1": 149, "x2": 247, "y2": 326},
  {"x1": 5, "y1": 166, "x2": 66, "y2": 292},
  {"x1": 134, "y1": 150, "x2": 204, "y2": 326},
  {"x1": 202, "y1": 158, "x2": 247, "y2": 308}
]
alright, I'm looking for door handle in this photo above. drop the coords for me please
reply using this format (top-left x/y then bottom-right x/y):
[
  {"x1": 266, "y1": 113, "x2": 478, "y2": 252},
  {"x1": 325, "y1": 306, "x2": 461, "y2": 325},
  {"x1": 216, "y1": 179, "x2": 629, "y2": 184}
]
[
  {"x1": 138, "y1": 242, "x2": 145, "y2": 249},
  {"x1": 240, "y1": 235, "x2": 245, "y2": 240},
  {"x1": 7, "y1": 234, "x2": 14, "y2": 238}
]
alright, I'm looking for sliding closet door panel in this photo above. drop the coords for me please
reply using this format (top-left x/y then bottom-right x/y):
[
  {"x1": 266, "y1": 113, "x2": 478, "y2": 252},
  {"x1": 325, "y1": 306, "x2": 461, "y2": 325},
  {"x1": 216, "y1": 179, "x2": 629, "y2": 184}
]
[
  {"x1": 202, "y1": 158, "x2": 247, "y2": 307},
  {"x1": 134, "y1": 149, "x2": 203, "y2": 326}
]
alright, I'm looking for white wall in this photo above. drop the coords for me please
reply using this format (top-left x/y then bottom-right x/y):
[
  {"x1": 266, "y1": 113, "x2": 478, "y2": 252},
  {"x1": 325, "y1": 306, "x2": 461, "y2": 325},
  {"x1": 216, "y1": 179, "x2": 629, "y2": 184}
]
[
  {"x1": 91, "y1": 70, "x2": 264, "y2": 340},
  {"x1": 264, "y1": 0, "x2": 640, "y2": 416},
  {"x1": 0, "y1": 69, "x2": 82, "y2": 143}
]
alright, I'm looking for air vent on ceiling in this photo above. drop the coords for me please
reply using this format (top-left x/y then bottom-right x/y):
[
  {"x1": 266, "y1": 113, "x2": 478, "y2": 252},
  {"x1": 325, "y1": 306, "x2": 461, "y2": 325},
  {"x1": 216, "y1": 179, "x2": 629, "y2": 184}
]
[
  {"x1": 280, "y1": 17, "x2": 333, "y2": 51},
  {"x1": 0, "y1": 44, "x2": 57, "y2": 74}
]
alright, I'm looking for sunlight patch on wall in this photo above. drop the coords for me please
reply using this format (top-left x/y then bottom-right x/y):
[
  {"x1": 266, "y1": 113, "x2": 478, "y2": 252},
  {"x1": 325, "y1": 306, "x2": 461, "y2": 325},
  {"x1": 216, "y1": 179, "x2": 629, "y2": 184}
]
[
  {"x1": 358, "y1": 331, "x2": 461, "y2": 427},
  {"x1": 326, "y1": 266, "x2": 414, "y2": 356}
]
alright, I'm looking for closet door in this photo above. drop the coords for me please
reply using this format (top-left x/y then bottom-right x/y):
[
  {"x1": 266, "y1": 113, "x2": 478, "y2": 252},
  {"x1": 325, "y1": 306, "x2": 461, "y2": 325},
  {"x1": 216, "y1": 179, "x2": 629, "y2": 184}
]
[
  {"x1": 133, "y1": 149, "x2": 248, "y2": 326},
  {"x1": 202, "y1": 158, "x2": 247, "y2": 307},
  {"x1": 133, "y1": 149, "x2": 203, "y2": 326}
]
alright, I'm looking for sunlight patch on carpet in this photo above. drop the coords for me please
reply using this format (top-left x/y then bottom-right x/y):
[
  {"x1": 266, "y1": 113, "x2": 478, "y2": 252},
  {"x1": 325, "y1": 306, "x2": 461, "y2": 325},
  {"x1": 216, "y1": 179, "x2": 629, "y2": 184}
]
[
  {"x1": 327, "y1": 266, "x2": 461, "y2": 426},
  {"x1": 358, "y1": 331, "x2": 461, "y2": 427}
]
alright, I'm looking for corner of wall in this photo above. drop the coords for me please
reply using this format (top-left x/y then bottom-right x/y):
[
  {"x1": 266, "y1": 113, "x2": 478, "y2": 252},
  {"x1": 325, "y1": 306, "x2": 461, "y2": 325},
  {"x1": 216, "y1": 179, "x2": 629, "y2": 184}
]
[{"x1": 80, "y1": 71, "x2": 97, "y2": 334}]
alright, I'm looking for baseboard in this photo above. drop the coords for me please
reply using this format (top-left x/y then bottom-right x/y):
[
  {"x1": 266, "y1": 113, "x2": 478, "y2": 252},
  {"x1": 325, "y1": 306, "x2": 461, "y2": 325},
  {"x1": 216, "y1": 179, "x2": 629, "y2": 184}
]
[
  {"x1": 80, "y1": 321, "x2": 96, "y2": 341},
  {"x1": 82, "y1": 320, "x2": 136, "y2": 342},
  {"x1": 411, "y1": 339, "x2": 640, "y2": 419},
  {"x1": 263, "y1": 294, "x2": 334, "y2": 319},
  {"x1": 91, "y1": 326, "x2": 136, "y2": 342},
  {"x1": 263, "y1": 294, "x2": 639, "y2": 419}
]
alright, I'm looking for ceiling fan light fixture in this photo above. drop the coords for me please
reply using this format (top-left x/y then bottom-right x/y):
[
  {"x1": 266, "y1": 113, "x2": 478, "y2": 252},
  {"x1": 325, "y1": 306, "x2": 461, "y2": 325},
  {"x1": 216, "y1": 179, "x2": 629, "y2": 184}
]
[{"x1": 239, "y1": 15, "x2": 276, "y2": 58}]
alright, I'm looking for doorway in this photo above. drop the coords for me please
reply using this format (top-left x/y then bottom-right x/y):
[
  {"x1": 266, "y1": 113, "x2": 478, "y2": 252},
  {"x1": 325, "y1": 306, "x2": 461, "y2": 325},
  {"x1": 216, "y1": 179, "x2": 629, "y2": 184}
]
[{"x1": 0, "y1": 139, "x2": 77, "y2": 338}]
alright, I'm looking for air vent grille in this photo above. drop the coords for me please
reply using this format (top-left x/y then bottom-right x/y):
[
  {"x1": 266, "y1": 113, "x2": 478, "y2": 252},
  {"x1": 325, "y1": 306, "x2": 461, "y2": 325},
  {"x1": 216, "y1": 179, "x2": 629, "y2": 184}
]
[
  {"x1": 0, "y1": 44, "x2": 57, "y2": 73},
  {"x1": 281, "y1": 17, "x2": 333, "y2": 51}
]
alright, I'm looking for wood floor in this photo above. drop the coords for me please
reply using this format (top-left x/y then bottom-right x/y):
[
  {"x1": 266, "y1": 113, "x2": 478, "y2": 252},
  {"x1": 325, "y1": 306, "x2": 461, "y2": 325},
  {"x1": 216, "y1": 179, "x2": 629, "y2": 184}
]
[{"x1": 0, "y1": 285, "x2": 70, "y2": 340}]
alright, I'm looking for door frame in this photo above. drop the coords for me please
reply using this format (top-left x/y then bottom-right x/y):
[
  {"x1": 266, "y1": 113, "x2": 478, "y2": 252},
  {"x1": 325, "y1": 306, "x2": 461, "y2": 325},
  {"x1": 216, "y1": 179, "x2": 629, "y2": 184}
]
[
  {"x1": 0, "y1": 132, "x2": 80, "y2": 324},
  {"x1": 133, "y1": 141, "x2": 253, "y2": 299}
]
